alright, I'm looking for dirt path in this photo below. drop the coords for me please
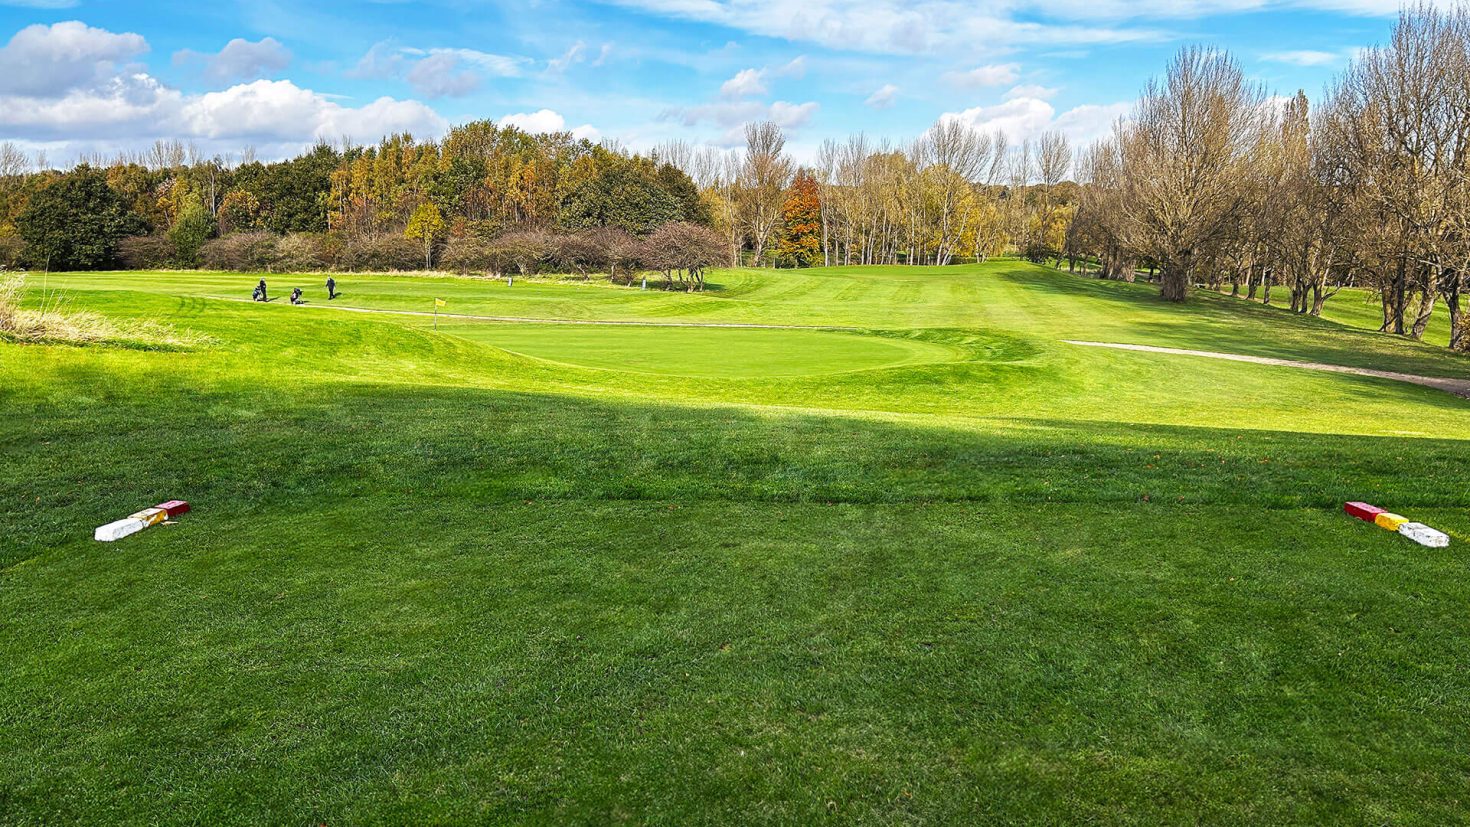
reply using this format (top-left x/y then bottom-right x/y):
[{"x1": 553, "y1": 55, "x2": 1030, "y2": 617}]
[
  {"x1": 202, "y1": 295, "x2": 857, "y2": 331},
  {"x1": 1064, "y1": 340, "x2": 1470, "y2": 399}
]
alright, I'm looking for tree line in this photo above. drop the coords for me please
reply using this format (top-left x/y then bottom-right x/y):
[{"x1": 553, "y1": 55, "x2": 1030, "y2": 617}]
[
  {"x1": 0, "y1": 121, "x2": 726, "y2": 288},
  {"x1": 1068, "y1": 4, "x2": 1470, "y2": 348},
  {"x1": 0, "y1": 6, "x2": 1464, "y2": 345},
  {"x1": 657, "y1": 121, "x2": 1076, "y2": 270},
  {"x1": 0, "y1": 115, "x2": 1077, "y2": 285}
]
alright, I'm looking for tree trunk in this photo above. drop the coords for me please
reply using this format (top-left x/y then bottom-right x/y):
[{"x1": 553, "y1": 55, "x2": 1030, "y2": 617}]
[
  {"x1": 1310, "y1": 283, "x2": 1327, "y2": 317},
  {"x1": 1409, "y1": 290, "x2": 1437, "y2": 341},
  {"x1": 1445, "y1": 268, "x2": 1465, "y2": 350},
  {"x1": 1447, "y1": 290, "x2": 1465, "y2": 350},
  {"x1": 1160, "y1": 253, "x2": 1190, "y2": 302},
  {"x1": 1392, "y1": 255, "x2": 1407, "y2": 334}
]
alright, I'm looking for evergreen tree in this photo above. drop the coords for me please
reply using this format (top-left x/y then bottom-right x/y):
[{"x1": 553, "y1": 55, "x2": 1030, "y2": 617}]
[
  {"x1": 17, "y1": 165, "x2": 143, "y2": 270},
  {"x1": 559, "y1": 160, "x2": 678, "y2": 235}
]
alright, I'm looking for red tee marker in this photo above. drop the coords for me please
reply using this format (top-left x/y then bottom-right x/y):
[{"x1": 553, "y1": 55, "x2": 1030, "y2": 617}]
[{"x1": 1344, "y1": 502, "x2": 1385, "y2": 522}]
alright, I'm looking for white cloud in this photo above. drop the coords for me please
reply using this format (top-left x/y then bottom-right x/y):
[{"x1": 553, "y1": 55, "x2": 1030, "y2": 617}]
[
  {"x1": 0, "y1": 72, "x2": 181, "y2": 138},
  {"x1": 349, "y1": 42, "x2": 528, "y2": 98},
  {"x1": 1, "y1": 73, "x2": 447, "y2": 149},
  {"x1": 411, "y1": 47, "x2": 526, "y2": 78},
  {"x1": 612, "y1": 0, "x2": 1425, "y2": 56},
  {"x1": 940, "y1": 97, "x2": 1053, "y2": 142},
  {"x1": 548, "y1": 41, "x2": 586, "y2": 73},
  {"x1": 348, "y1": 41, "x2": 403, "y2": 79},
  {"x1": 1051, "y1": 101, "x2": 1131, "y2": 143},
  {"x1": 768, "y1": 100, "x2": 819, "y2": 127},
  {"x1": 720, "y1": 67, "x2": 767, "y2": 98},
  {"x1": 778, "y1": 55, "x2": 807, "y2": 78},
  {"x1": 1260, "y1": 49, "x2": 1340, "y2": 66},
  {"x1": 667, "y1": 99, "x2": 818, "y2": 130},
  {"x1": 405, "y1": 52, "x2": 482, "y2": 97},
  {"x1": 719, "y1": 57, "x2": 806, "y2": 99},
  {"x1": 0, "y1": 20, "x2": 147, "y2": 98},
  {"x1": 940, "y1": 96, "x2": 1128, "y2": 145},
  {"x1": 181, "y1": 79, "x2": 446, "y2": 143},
  {"x1": 1005, "y1": 83, "x2": 1058, "y2": 100},
  {"x1": 602, "y1": 0, "x2": 1167, "y2": 54},
  {"x1": 497, "y1": 108, "x2": 601, "y2": 141},
  {"x1": 864, "y1": 83, "x2": 898, "y2": 109},
  {"x1": 945, "y1": 63, "x2": 1021, "y2": 89},
  {"x1": 0, "y1": 23, "x2": 447, "y2": 156},
  {"x1": 174, "y1": 37, "x2": 291, "y2": 82}
]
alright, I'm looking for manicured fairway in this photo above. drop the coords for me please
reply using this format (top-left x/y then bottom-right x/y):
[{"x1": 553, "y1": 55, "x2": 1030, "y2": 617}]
[{"x1": 4, "y1": 261, "x2": 1470, "y2": 823}]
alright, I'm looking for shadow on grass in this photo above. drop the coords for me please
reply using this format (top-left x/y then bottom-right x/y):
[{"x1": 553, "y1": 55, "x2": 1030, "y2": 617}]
[{"x1": 6, "y1": 373, "x2": 1469, "y2": 569}]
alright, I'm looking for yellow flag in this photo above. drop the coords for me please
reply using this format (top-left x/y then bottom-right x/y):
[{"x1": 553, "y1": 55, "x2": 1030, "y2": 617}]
[{"x1": 435, "y1": 298, "x2": 447, "y2": 307}]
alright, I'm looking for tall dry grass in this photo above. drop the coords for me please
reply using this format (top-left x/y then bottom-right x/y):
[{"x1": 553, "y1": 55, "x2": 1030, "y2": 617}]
[{"x1": 0, "y1": 271, "x2": 209, "y2": 349}]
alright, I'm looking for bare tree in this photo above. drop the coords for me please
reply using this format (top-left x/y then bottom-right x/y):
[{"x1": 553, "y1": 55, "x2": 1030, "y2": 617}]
[
  {"x1": 1114, "y1": 47, "x2": 1270, "y2": 301},
  {"x1": 1321, "y1": 4, "x2": 1470, "y2": 340},
  {"x1": 912, "y1": 120, "x2": 996, "y2": 264},
  {"x1": 0, "y1": 142, "x2": 28, "y2": 181},
  {"x1": 738, "y1": 122, "x2": 792, "y2": 266}
]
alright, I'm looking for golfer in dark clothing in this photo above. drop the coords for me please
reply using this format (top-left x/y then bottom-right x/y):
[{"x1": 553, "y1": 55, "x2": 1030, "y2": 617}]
[
  {"x1": 326, "y1": 277, "x2": 337, "y2": 300},
  {"x1": 290, "y1": 287, "x2": 303, "y2": 305},
  {"x1": 256, "y1": 278, "x2": 268, "y2": 302}
]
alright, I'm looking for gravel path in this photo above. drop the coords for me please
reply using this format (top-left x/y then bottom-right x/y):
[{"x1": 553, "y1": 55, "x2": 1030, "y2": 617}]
[{"x1": 1064, "y1": 340, "x2": 1470, "y2": 399}]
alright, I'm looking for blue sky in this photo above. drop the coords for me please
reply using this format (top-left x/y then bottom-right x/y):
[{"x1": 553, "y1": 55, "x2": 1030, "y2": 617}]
[{"x1": 0, "y1": 0, "x2": 1409, "y2": 164}]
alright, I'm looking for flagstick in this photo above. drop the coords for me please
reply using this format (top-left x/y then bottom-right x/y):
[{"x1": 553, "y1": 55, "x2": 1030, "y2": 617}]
[{"x1": 433, "y1": 301, "x2": 438, "y2": 331}]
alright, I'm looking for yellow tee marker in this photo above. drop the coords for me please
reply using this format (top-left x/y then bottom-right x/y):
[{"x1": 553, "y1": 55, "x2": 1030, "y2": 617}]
[{"x1": 1374, "y1": 512, "x2": 1409, "y2": 531}]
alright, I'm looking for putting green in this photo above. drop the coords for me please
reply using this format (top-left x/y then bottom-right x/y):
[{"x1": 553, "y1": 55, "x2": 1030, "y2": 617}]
[{"x1": 440, "y1": 322, "x2": 962, "y2": 378}]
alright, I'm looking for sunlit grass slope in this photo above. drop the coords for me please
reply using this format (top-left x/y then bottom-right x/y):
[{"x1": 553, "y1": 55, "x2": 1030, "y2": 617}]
[{"x1": 4, "y1": 260, "x2": 1470, "y2": 824}]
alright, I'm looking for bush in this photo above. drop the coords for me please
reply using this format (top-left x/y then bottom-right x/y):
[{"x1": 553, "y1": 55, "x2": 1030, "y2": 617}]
[
  {"x1": 276, "y1": 233, "x2": 328, "y2": 272},
  {"x1": 488, "y1": 229, "x2": 555, "y2": 276},
  {"x1": 117, "y1": 235, "x2": 175, "y2": 270},
  {"x1": 201, "y1": 232, "x2": 280, "y2": 271},
  {"x1": 551, "y1": 231, "x2": 607, "y2": 279},
  {"x1": 442, "y1": 235, "x2": 494, "y2": 275},
  {"x1": 317, "y1": 233, "x2": 350, "y2": 271},
  {"x1": 641, "y1": 222, "x2": 726, "y2": 290},
  {"x1": 584, "y1": 226, "x2": 641, "y2": 284},
  {"x1": 340, "y1": 234, "x2": 422, "y2": 272}
]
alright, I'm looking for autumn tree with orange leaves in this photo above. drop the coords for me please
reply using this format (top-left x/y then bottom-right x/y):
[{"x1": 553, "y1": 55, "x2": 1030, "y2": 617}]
[{"x1": 775, "y1": 169, "x2": 821, "y2": 268}]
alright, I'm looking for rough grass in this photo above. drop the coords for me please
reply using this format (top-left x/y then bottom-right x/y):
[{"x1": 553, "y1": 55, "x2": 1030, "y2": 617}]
[
  {"x1": 0, "y1": 272, "x2": 208, "y2": 349},
  {"x1": 4, "y1": 260, "x2": 1470, "y2": 824}
]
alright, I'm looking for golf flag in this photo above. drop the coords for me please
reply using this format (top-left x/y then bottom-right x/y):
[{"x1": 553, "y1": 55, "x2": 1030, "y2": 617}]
[{"x1": 435, "y1": 298, "x2": 447, "y2": 307}]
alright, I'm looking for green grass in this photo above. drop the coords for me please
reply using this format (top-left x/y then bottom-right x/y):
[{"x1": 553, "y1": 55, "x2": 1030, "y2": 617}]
[
  {"x1": 4, "y1": 261, "x2": 1470, "y2": 823},
  {"x1": 437, "y1": 323, "x2": 962, "y2": 378}
]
